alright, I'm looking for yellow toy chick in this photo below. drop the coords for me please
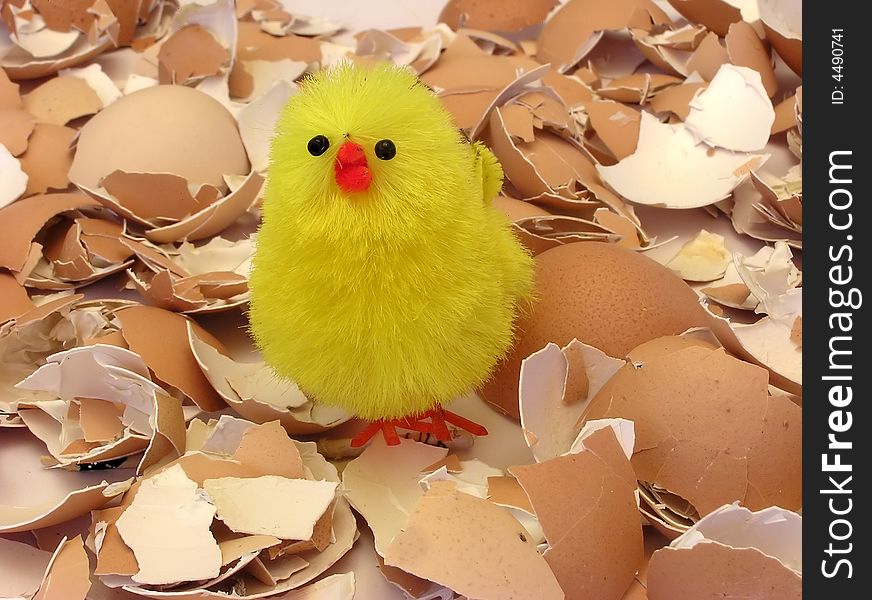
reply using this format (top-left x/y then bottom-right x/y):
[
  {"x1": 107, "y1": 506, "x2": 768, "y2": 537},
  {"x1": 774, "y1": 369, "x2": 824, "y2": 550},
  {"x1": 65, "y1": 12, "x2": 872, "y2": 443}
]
[{"x1": 249, "y1": 62, "x2": 534, "y2": 446}]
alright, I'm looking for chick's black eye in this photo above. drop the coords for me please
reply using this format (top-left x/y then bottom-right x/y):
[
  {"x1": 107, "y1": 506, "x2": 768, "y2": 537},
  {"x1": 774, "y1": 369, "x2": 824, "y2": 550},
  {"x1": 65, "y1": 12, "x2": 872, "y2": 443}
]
[
  {"x1": 374, "y1": 139, "x2": 396, "y2": 160},
  {"x1": 307, "y1": 135, "x2": 329, "y2": 156}
]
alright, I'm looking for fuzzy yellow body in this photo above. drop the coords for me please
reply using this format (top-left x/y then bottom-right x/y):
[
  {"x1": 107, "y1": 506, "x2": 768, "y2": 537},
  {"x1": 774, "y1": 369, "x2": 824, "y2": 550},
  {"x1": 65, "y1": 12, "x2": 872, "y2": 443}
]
[{"x1": 249, "y1": 63, "x2": 534, "y2": 420}]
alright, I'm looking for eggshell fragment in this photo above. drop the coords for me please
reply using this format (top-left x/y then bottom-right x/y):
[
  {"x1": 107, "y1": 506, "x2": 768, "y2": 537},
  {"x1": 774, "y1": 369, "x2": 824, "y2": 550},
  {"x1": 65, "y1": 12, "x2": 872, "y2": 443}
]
[
  {"x1": 204, "y1": 476, "x2": 337, "y2": 540},
  {"x1": 116, "y1": 305, "x2": 227, "y2": 412},
  {"x1": 684, "y1": 32, "x2": 729, "y2": 80},
  {"x1": 0, "y1": 537, "x2": 53, "y2": 598},
  {"x1": 537, "y1": 0, "x2": 668, "y2": 72},
  {"x1": 439, "y1": 0, "x2": 557, "y2": 32},
  {"x1": 0, "y1": 69, "x2": 21, "y2": 107},
  {"x1": 598, "y1": 112, "x2": 767, "y2": 208},
  {"x1": 649, "y1": 80, "x2": 707, "y2": 120},
  {"x1": 519, "y1": 339, "x2": 625, "y2": 462},
  {"x1": 751, "y1": 167, "x2": 801, "y2": 230},
  {"x1": 127, "y1": 236, "x2": 253, "y2": 313},
  {"x1": 187, "y1": 326, "x2": 350, "y2": 434},
  {"x1": 684, "y1": 65, "x2": 775, "y2": 152},
  {"x1": 758, "y1": 0, "x2": 801, "y2": 75},
  {"x1": 23, "y1": 76, "x2": 102, "y2": 126},
  {"x1": 481, "y1": 243, "x2": 709, "y2": 418},
  {"x1": 17, "y1": 123, "x2": 76, "y2": 197},
  {"x1": 701, "y1": 264, "x2": 756, "y2": 310},
  {"x1": 116, "y1": 464, "x2": 222, "y2": 585},
  {"x1": 582, "y1": 337, "x2": 802, "y2": 521},
  {"x1": 158, "y1": 25, "x2": 231, "y2": 85},
  {"x1": 648, "y1": 504, "x2": 801, "y2": 599},
  {"x1": 597, "y1": 73, "x2": 682, "y2": 105},
  {"x1": 724, "y1": 20, "x2": 777, "y2": 98},
  {"x1": 341, "y1": 437, "x2": 447, "y2": 556},
  {"x1": 510, "y1": 426, "x2": 642, "y2": 600},
  {"x1": 60, "y1": 63, "x2": 123, "y2": 108},
  {"x1": 238, "y1": 81, "x2": 296, "y2": 173},
  {"x1": 1, "y1": 477, "x2": 132, "y2": 534},
  {"x1": 0, "y1": 107, "x2": 35, "y2": 156},
  {"x1": 384, "y1": 481, "x2": 564, "y2": 600},
  {"x1": 143, "y1": 170, "x2": 263, "y2": 244},
  {"x1": 0, "y1": 143, "x2": 28, "y2": 207},
  {"x1": 0, "y1": 272, "x2": 35, "y2": 323},
  {"x1": 666, "y1": 0, "x2": 745, "y2": 36},
  {"x1": 665, "y1": 230, "x2": 731, "y2": 282},
  {"x1": 585, "y1": 100, "x2": 641, "y2": 161},
  {"x1": 31, "y1": 535, "x2": 91, "y2": 600},
  {"x1": 92, "y1": 506, "x2": 139, "y2": 577},
  {"x1": 706, "y1": 303, "x2": 802, "y2": 393}
]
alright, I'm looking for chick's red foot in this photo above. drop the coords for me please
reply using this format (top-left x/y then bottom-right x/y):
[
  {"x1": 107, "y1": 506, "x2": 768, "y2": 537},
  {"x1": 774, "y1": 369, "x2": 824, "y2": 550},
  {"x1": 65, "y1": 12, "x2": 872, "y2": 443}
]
[
  {"x1": 349, "y1": 408, "x2": 488, "y2": 448},
  {"x1": 420, "y1": 407, "x2": 488, "y2": 442}
]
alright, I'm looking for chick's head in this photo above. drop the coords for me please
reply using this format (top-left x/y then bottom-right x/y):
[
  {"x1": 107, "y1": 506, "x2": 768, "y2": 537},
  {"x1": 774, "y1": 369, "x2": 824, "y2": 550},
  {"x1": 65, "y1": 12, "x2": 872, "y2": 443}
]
[{"x1": 267, "y1": 61, "x2": 470, "y2": 243}]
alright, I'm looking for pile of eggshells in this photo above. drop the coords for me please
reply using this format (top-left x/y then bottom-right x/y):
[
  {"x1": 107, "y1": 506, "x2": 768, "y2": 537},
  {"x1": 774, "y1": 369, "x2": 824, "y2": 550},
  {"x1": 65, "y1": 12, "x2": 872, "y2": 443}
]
[{"x1": 1, "y1": 0, "x2": 801, "y2": 599}]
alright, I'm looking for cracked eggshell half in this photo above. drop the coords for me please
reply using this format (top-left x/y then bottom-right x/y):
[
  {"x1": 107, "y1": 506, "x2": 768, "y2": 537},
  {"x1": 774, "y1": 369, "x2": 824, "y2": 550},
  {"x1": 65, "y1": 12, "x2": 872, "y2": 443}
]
[
  {"x1": 581, "y1": 336, "x2": 802, "y2": 522},
  {"x1": 518, "y1": 339, "x2": 625, "y2": 462},
  {"x1": 68, "y1": 84, "x2": 250, "y2": 226},
  {"x1": 597, "y1": 112, "x2": 768, "y2": 209},
  {"x1": 684, "y1": 65, "x2": 775, "y2": 152},
  {"x1": 647, "y1": 503, "x2": 801, "y2": 599},
  {"x1": 480, "y1": 242, "x2": 709, "y2": 419},
  {"x1": 0, "y1": 426, "x2": 133, "y2": 533},
  {"x1": 187, "y1": 325, "x2": 350, "y2": 434}
]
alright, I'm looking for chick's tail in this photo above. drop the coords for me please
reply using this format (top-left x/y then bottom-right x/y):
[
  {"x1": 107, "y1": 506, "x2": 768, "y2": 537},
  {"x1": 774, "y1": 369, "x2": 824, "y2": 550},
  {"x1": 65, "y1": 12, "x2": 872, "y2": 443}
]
[{"x1": 472, "y1": 141, "x2": 504, "y2": 204}]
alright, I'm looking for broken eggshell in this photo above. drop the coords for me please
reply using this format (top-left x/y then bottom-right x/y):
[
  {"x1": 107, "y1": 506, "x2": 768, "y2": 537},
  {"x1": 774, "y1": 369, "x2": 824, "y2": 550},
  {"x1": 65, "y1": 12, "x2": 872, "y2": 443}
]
[
  {"x1": 597, "y1": 112, "x2": 768, "y2": 209},
  {"x1": 665, "y1": 229, "x2": 732, "y2": 282},
  {"x1": 383, "y1": 480, "x2": 564, "y2": 600},
  {"x1": 439, "y1": 0, "x2": 558, "y2": 33},
  {"x1": 510, "y1": 425, "x2": 642, "y2": 600},
  {"x1": 580, "y1": 335, "x2": 801, "y2": 529},
  {"x1": 518, "y1": 339, "x2": 625, "y2": 462},
  {"x1": 68, "y1": 84, "x2": 256, "y2": 243},
  {"x1": 480, "y1": 242, "x2": 709, "y2": 419},
  {"x1": 647, "y1": 503, "x2": 801, "y2": 599},
  {"x1": 187, "y1": 325, "x2": 351, "y2": 434}
]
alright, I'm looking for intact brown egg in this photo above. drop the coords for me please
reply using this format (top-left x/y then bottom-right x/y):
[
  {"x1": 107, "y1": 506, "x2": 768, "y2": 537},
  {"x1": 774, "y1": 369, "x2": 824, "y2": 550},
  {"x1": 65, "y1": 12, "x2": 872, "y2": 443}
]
[
  {"x1": 492, "y1": 195, "x2": 551, "y2": 221},
  {"x1": 439, "y1": 0, "x2": 558, "y2": 33},
  {"x1": 479, "y1": 242, "x2": 709, "y2": 418}
]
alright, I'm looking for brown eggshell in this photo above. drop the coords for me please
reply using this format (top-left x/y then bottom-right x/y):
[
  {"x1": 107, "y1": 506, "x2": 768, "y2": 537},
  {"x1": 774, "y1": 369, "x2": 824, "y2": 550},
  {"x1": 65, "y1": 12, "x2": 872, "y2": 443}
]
[
  {"x1": 492, "y1": 195, "x2": 551, "y2": 221},
  {"x1": 763, "y1": 23, "x2": 801, "y2": 76},
  {"x1": 439, "y1": 0, "x2": 558, "y2": 32},
  {"x1": 480, "y1": 243, "x2": 709, "y2": 418},
  {"x1": 510, "y1": 427, "x2": 643, "y2": 600},
  {"x1": 68, "y1": 85, "x2": 249, "y2": 192},
  {"x1": 582, "y1": 337, "x2": 802, "y2": 517},
  {"x1": 648, "y1": 542, "x2": 801, "y2": 599},
  {"x1": 666, "y1": 0, "x2": 742, "y2": 36}
]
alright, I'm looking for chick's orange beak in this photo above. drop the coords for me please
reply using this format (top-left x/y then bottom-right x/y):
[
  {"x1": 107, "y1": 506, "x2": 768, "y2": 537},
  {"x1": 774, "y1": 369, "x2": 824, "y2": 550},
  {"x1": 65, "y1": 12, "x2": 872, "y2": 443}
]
[{"x1": 334, "y1": 141, "x2": 371, "y2": 194}]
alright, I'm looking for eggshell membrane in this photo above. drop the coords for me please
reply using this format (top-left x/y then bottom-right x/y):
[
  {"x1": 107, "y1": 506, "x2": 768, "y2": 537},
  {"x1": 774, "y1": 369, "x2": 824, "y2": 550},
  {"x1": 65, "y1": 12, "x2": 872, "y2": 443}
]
[
  {"x1": 68, "y1": 85, "x2": 249, "y2": 191},
  {"x1": 479, "y1": 242, "x2": 709, "y2": 418},
  {"x1": 439, "y1": 0, "x2": 558, "y2": 32}
]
